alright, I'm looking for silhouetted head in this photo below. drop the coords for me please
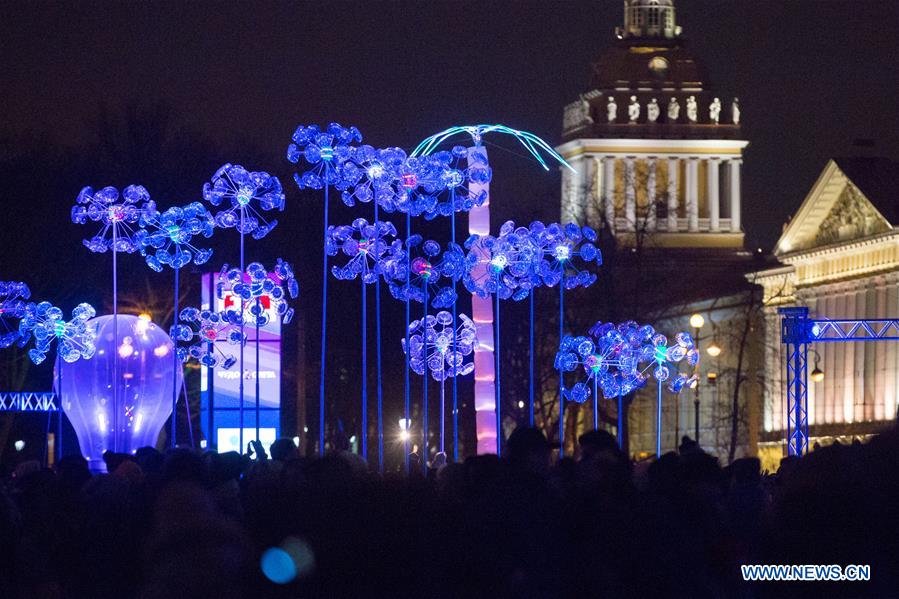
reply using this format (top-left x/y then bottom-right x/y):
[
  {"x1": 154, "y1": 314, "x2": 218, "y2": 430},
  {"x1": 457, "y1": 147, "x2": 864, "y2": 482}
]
[{"x1": 270, "y1": 437, "x2": 299, "y2": 462}]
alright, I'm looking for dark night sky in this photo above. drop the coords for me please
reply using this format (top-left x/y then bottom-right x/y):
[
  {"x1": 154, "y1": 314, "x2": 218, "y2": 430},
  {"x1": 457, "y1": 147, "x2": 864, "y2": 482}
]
[{"x1": 3, "y1": 0, "x2": 898, "y2": 252}]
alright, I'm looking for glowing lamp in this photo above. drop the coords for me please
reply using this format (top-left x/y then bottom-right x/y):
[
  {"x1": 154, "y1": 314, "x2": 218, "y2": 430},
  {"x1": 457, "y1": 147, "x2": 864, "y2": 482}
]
[
  {"x1": 58, "y1": 314, "x2": 180, "y2": 471},
  {"x1": 811, "y1": 366, "x2": 825, "y2": 383},
  {"x1": 689, "y1": 314, "x2": 705, "y2": 329},
  {"x1": 14, "y1": 440, "x2": 25, "y2": 452},
  {"x1": 706, "y1": 342, "x2": 722, "y2": 358}
]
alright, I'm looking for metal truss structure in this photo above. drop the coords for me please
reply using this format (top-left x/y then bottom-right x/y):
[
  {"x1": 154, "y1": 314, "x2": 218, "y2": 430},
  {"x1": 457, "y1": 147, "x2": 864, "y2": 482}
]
[
  {"x1": 0, "y1": 392, "x2": 58, "y2": 412},
  {"x1": 779, "y1": 307, "x2": 899, "y2": 456}
]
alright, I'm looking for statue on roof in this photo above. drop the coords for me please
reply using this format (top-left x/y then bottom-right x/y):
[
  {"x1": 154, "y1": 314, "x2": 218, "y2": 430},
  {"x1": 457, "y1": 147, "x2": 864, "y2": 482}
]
[
  {"x1": 647, "y1": 98, "x2": 660, "y2": 123},
  {"x1": 667, "y1": 97, "x2": 680, "y2": 122},
  {"x1": 709, "y1": 97, "x2": 722, "y2": 124},
  {"x1": 686, "y1": 96, "x2": 698, "y2": 123},
  {"x1": 732, "y1": 98, "x2": 741, "y2": 125},
  {"x1": 607, "y1": 96, "x2": 618, "y2": 123},
  {"x1": 628, "y1": 96, "x2": 640, "y2": 123}
]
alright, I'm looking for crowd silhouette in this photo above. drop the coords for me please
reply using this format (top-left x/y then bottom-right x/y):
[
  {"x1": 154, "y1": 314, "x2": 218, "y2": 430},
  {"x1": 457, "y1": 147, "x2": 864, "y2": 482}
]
[{"x1": 2, "y1": 425, "x2": 897, "y2": 598}]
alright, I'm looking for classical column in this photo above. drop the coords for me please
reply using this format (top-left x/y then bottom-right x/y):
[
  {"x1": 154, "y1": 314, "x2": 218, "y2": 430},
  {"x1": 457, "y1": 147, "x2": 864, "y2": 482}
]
[
  {"x1": 865, "y1": 282, "x2": 877, "y2": 421},
  {"x1": 667, "y1": 157, "x2": 678, "y2": 232},
  {"x1": 707, "y1": 158, "x2": 720, "y2": 232},
  {"x1": 686, "y1": 157, "x2": 699, "y2": 232},
  {"x1": 874, "y1": 278, "x2": 887, "y2": 421},
  {"x1": 646, "y1": 157, "x2": 657, "y2": 231},
  {"x1": 854, "y1": 286, "x2": 866, "y2": 423},
  {"x1": 602, "y1": 156, "x2": 616, "y2": 233},
  {"x1": 561, "y1": 156, "x2": 587, "y2": 225},
  {"x1": 584, "y1": 157, "x2": 600, "y2": 228},
  {"x1": 886, "y1": 279, "x2": 899, "y2": 421},
  {"x1": 843, "y1": 288, "x2": 855, "y2": 424},
  {"x1": 624, "y1": 157, "x2": 636, "y2": 230},
  {"x1": 729, "y1": 158, "x2": 742, "y2": 232}
]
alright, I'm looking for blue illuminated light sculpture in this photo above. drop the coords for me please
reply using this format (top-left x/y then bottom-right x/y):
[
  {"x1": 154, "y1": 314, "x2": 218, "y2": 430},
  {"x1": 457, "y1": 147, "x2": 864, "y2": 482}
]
[
  {"x1": 203, "y1": 164, "x2": 285, "y2": 449},
  {"x1": 214, "y1": 259, "x2": 297, "y2": 441},
  {"x1": 170, "y1": 307, "x2": 245, "y2": 369},
  {"x1": 288, "y1": 123, "x2": 362, "y2": 457},
  {"x1": 18, "y1": 302, "x2": 97, "y2": 365},
  {"x1": 385, "y1": 236, "x2": 464, "y2": 309},
  {"x1": 137, "y1": 201, "x2": 216, "y2": 446},
  {"x1": 73, "y1": 184, "x2": 154, "y2": 452},
  {"x1": 557, "y1": 321, "x2": 698, "y2": 456},
  {"x1": 0, "y1": 281, "x2": 32, "y2": 349},
  {"x1": 327, "y1": 218, "x2": 398, "y2": 462},
  {"x1": 402, "y1": 310, "x2": 477, "y2": 466}
]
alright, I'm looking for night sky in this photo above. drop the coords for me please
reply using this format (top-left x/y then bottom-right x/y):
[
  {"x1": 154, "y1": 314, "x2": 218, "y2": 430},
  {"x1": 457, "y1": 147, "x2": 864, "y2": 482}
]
[
  {"x1": 2, "y1": 1, "x2": 898, "y2": 451},
  {"x1": 4, "y1": 0, "x2": 898, "y2": 251}
]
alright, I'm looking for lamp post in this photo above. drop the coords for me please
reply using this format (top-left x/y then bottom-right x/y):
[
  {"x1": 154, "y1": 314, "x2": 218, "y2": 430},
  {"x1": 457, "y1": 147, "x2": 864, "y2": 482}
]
[
  {"x1": 810, "y1": 349, "x2": 824, "y2": 382},
  {"x1": 689, "y1": 314, "x2": 704, "y2": 443}
]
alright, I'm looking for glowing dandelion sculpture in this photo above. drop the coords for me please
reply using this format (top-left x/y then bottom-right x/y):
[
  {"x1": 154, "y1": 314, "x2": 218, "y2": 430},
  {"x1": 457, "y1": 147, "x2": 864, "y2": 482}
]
[
  {"x1": 557, "y1": 321, "x2": 699, "y2": 456},
  {"x1": 214, "y1": 260, "x2": 297, "y2": 441},
  {"x1": 288, "y1": 123, "x2": 362, "y2": 457},
  {"x1": 401, "y1": 310, "x2": 476, "y2": 465},
  {"x1": 72, "y1": 183, "x2": 153, "y2": 452},
  {"x1": 137, "y1": 200, "x2": 216, "y2": 446},
  {"x1": 203, "y1": 164, "x2": 285, "y2": 449},
  {"x1": 411, "y1": 124, "x2": 574, "y2": 456},
  {"x1": 0, "y1": 281, "x2": 32, "y2": 349},
  {"x1": 327, "y1": 218, "x2": 399, "y2": 461}
]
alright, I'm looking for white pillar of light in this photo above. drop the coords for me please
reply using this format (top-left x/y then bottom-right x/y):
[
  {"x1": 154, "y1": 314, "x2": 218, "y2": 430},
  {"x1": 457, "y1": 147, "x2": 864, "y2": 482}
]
[
  {"x1": 686, "y1": 157, "x2": 699, "y2": 232},
  {"x1": 624, "y1": 157, "x2": 636, "y2": 230},
  {"x1": 667, "y1": 157, "x2": 678, "y2": 232},
  {"x1": 707, "y1": 157, "x2": 720, "y2": 232},
  {"x1": 603, "y1": 156, "x2": 616, "y2": 233},
  {"x1": 729, "y1": 158, "x2": 742, "y2": 232},
  {"x1": 646, "y1": 157, "x2": 657, "y2": 231}
]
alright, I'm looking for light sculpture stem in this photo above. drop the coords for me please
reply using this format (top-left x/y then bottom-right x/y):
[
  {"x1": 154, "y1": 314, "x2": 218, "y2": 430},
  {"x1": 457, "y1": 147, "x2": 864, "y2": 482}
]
[
  {"x1": 361, "y1": 277, "x2": 367, "y2": 461},
  {"x1": 374, "y1": 199, "x2": 384, "y2": 473},
  {"x1": 450, "y1": 193, "x2": 459, "y2": 462},
  {"x1": 421, "y1": 283, "x2": 429, "y2": 475},
  {"x1": 255, "y1": 299, "x2": 260, "y2": 444},
  {"x1": 440, "y1": 377, "x2": 446, "y2": 454},
  {"x1": 403, "y1": 212, "x2": 411, "y2": 474},
  {"x1": 56, "y1": 354, "x2": 63, "y2": 461},
  {"x1": 112, "y1": 228, "x2": 119, "y2": 453},
  {"x1": 494, "y1": 272, "x2": 501, "y2": 456},
  {"x1": 239, "y1": 216, "x2": 245, "y2": 453},
  {"x1": 617, "y1": 395, "x2": 624, "y2": 450},
  {"x1": 183, "y1": 376, "x2": 194, "y2": 447},
  {"x1": 319, "y1": 184, "x2": 329, "y2": 456},
  {"x1": 171, "y1": 268, "x2": 179, "y2": 447},
  {"x1": 593, "y1": 373, "x2": 599, "y2": 431}
]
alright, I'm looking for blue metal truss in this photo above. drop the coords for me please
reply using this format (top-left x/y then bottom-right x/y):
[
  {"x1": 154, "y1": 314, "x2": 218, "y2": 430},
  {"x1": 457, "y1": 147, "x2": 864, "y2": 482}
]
[
  {"x1": 779, "y1": 307, "x2": 898, "y2": 456},
  {"x1": 0, "y1": 392, "x2": 58, "y2": 412}
]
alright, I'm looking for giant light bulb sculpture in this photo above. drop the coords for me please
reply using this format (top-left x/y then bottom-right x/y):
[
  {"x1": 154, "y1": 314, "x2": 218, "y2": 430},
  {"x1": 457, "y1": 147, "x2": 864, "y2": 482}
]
[
  {"x1": 72, "y1": 184, "x2": 154, "y2": 452},
  {"x1": 411, "y1": 125, "x2": 574, "y2": 456},
  {"x1": 557, "y1": 321, "x2": 699, "y2": 456},
  {"x1": 136, "y1": 201, "x2": 215, "y2": 446},
  {"x1": 401, "y1": 310, "x2": 476, "y2": 463},
  {"x1": 203, "y1": 164, "x2": 285, "y2": 450},
  {"x1": 288, "y1": 123, "x2": 362, "y2": 457},
  {"x1": 58, "y1": 314, "x2": 179, "y2": 471}
]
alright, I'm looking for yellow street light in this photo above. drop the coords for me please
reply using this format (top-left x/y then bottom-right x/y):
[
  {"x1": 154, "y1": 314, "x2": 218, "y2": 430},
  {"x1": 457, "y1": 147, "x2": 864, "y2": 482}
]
[
  {"x1": 706, "y1": 342, "x2": 722, "y2": 357},
  {"x1": 689, "y1": 314, "x2": 705, "y2": 329}
]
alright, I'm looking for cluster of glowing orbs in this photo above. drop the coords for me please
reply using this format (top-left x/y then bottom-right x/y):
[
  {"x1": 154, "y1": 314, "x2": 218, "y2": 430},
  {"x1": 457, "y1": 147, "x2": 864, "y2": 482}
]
[
  {"x1": 286, "y1": 123, "x2": 363, "y2": 190},
  {"x1": 533, "y1": 222, "x2": 601, "y2": 290},
  {"x1": 384, "y1": 236, "x2": 465, "y2": 309},
  {"x1": 326, "y1": 218, "x2": 401, "y2": 283},
  {"x1": 203, "y1": 163, "x2": 284, "y2": 240},
  {"x1": 556, "y1": 320, "x2": 699, "y2": 403},
  {"x1": 18, "y1": 301, "x2": 97, "y2": 365},
  {"x1": 401, "y1": 311, "x2": 477, "y2": 381},
  {"x1": 463, "y1": 220, "x2": 544, "y2": 301},
  {"x1": 0, "y1": 281, "x2": 32, "y2": 348},
  {"x1": 72, "y1": 185, "x2": 155, "y2": 253},
  {"x1": 170, "y1": 307, "x2": 245, "y2": 369},
  {"x1": 136, "y1": 201, "x2": 215, "y2": 272}
]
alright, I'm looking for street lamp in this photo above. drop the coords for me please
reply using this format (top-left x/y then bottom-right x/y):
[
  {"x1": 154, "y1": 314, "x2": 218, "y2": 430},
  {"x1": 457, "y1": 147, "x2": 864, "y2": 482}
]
[
  {"x1": 706, "y1": 342, "x2": 721, "y2": 358},
  {"x1": 690, "y1": 314, "x2": 704, "y2": 443},
  {"x1": 810, "y1": 349, "x2": 824, "y2": 382}
]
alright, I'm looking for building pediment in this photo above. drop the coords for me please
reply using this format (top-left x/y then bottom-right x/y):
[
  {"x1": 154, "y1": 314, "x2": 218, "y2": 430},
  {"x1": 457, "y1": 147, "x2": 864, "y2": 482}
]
[{"x1": 776, "y1": 159, "x2": 894, "y2": 256}]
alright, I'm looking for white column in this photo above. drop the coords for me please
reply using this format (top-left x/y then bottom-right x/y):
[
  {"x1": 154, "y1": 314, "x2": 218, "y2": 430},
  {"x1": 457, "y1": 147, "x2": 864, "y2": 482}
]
[
  {"x1": 584, "y1": 157, "x2": 600, "y2": 228},
  {"x1": 854, "y1": 286, "x2": 866, "y2": 423},
  {"x1": 624, "y1": 157, "x2": 636, "y2": 231},
  {"x1": 886, "y1": 279, "x2": 899, "y2": 421},
  {"x1": 865, "y1": 282, "x2": 877, "y2": 421},
  {"x1": 707, "y1": 158, "x2": 720, "y2": 231},
  {"x1": 843, "y1": 289, "x2": 855, "y2": 423},
  {"x1": 667, "y1": 157, "x2": 678, "y2": 232},
  {"x1": 646, "y1": 157, "x2": 657, "y2": 231},
  {"x1": 874, "y1": 278, "x2": 887, "y2": 421},
  {"x1": 729, "y1": 158, "x2": 742, "y2": 232},
  {"x1": 686, "y1": 157, "x2": 699, "y2": 232},
  {"x1": 602, "y1": 156, "x2": 616, "y2": 233}
]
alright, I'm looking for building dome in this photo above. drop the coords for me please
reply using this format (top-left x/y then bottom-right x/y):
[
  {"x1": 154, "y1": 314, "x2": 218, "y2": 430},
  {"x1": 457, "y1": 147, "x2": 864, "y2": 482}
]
[{"x1": 619, "y1": 0, "x2": 679, "y2": 40}]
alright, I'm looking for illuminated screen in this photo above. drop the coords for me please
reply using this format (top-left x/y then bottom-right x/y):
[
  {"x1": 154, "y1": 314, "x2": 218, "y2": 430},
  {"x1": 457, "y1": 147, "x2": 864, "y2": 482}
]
[
  {"x1": 217, "y1": 427, "x2": 277, "y2": 455},
  {"x1": 200, "y1": 272, "x2": 281, "y2": 449}
]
